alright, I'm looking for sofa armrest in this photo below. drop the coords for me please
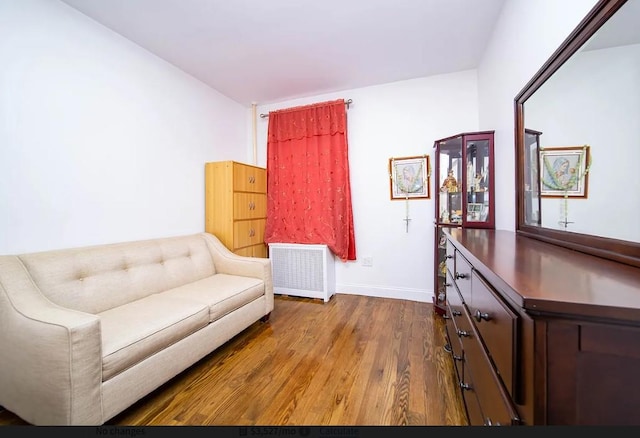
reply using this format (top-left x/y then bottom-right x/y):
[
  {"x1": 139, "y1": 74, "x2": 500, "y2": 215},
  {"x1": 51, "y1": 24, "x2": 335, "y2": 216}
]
[
  {"x1": 0, "y1": 256, "x2": 103, "y2": 425},
  {"x1": 201, "y1": 233, "x2": 274, "y2": 314}
]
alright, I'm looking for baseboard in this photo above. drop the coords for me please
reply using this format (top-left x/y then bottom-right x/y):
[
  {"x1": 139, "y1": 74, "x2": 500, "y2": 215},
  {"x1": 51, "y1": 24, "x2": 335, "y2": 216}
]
[{"x1": 335, "y1": 283, "x2": 433, "y2": 303}]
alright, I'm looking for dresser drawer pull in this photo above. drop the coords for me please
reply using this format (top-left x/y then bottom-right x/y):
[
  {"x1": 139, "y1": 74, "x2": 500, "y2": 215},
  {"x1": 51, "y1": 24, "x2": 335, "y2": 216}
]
[
  {"x1": 474, "y1": 310, "x2": 491, "y2": 322},
  {"x1": 460, "y1": 382, "x2": 472, "y2": 391},
  {"x1": 452, "y1": 309, "x2": 462, "y2": 316},
  {"x1": 455, "y1": 272, "x2": 468, "y2": 279},
  {"x1": 445, "y1": 254, "x2": 453, "y2": 259},
  {"x1": 457, "y1": 329, "x2": 470, "y2": 338}
]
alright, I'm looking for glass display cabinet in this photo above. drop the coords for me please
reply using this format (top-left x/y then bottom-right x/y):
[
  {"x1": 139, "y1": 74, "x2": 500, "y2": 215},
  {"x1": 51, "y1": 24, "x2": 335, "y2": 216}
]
[{"x1": 433, "y1": 131, "x2": 495, "y2": 315}]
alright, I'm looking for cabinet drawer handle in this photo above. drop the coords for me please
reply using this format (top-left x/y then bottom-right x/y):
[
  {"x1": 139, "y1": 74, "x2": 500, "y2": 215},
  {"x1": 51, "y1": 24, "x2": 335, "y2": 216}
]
[
  {"x1": 474, "y1": 309, "x2": 491, "y2": 322},
  {"x1": 455, "y1": 272, "x2": 468, "y2": 279},
  {"x1": 457, "y1": 329, "x2": 470, "y2": 338},
  {"x1": 445, "y1": 255, "x2": 453, "y2": 259},
  {"x1": 460, "y1": 382, "x2": 472, "y2": 391},
  {"x1": 452, "y1": 309, "x2": 461, "y2": 316}
]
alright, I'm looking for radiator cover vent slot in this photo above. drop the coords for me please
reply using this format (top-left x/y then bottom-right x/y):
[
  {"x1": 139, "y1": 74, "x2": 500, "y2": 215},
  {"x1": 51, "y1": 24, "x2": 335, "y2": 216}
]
[{"x1": 268, "y1": 243, "x2": 335, "y2": 302}]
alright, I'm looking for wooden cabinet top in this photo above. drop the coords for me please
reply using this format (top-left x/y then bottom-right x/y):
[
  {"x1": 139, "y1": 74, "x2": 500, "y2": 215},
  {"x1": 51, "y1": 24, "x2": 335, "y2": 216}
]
[{"x1": 447, "y1": 228, "x2": 640, "y2": 323}]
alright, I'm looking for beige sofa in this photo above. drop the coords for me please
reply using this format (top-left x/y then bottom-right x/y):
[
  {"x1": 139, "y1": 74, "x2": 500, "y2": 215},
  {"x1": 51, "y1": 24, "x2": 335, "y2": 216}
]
[{"x1": 0, "y1": 232, "x2": 273, "y2": 425}]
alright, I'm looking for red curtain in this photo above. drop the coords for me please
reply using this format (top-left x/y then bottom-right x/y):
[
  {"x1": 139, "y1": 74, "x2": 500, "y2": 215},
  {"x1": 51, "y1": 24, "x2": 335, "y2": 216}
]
[{"x1": 264, "y1": 99, "x2": 356, "y2": 261}]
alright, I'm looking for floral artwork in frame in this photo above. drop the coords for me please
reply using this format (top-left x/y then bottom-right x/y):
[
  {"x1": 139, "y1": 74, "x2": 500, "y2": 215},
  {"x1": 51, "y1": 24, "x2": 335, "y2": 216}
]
[
  {"x1": 539, "y1": 146, "x2": 590, "y2": 198},
  {"x1": 389, "y1": 155, "x2": 431, "y2": 200}
]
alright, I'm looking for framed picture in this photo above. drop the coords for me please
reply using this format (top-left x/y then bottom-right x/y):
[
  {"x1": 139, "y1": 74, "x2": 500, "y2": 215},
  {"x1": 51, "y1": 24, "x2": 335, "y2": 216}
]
[
  {"x1": 389, "y1": 155, "x2": 431, "y2": 200},
  {"x1": 539, "y1": 146, "x2": 590, "y2": 198}
]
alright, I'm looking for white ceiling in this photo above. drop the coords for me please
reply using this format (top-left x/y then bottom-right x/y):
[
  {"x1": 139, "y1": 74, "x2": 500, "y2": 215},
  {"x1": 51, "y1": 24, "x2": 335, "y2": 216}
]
[{"x1": 59, "y1": 0, "x2": 506, "y2": 107}]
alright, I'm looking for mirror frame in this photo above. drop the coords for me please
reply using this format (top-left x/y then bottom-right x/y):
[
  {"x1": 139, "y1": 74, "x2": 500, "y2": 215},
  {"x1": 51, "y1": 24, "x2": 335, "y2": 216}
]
[{"x1": 515, "y1": 0, "x2": 640, "y2": 268}]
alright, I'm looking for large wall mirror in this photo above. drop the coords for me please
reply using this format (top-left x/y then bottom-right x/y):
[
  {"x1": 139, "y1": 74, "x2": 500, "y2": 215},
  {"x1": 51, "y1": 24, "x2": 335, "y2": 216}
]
[{"x1": 515, "y1": 0, "x2": 640, "y2": 268}]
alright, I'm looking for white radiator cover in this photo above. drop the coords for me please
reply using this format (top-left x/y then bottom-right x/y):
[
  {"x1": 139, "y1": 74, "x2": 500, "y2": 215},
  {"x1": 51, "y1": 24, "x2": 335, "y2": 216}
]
[{"x1": 268, "y1": 243, "x2": 336, "y2": 302}]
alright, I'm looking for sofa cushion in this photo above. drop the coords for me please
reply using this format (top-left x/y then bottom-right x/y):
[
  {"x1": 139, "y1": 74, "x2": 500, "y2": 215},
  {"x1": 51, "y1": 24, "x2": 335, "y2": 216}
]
[
  {"x1": 160, "y1": 273, "x2": 264, "y2": 322},
  {"x1": 99, "y1": 294, "x2": 209, "y2": 381}
]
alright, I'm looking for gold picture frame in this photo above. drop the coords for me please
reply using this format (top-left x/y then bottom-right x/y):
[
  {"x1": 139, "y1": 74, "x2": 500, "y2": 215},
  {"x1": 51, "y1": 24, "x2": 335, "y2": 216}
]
[
  {"x1": 539, "y1": 146, "x2": 590, "y2": 198},
  {"x1": 389, "y1": 155, "x2": 431, "y2": 200}
]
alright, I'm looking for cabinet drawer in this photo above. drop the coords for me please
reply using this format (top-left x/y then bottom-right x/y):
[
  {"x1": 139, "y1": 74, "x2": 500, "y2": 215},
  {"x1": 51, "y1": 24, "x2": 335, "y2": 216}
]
[
  {"x1": 461, "y1": 361, "x2": 484, "y2": 426},
  {"x1": 234, "y1": 243, "x2": 267, "y2": 258},
  {"x1": 444, "y1": 317, "x2": 464, "y2": 384},
  {"x1": 233, "y1": 219, "x2": 266, "y2": 249},
  {"x1": 446, "y1": 271, "x2": 465, "y2": 329},
  {"x1": 233, "y1": 162, "x2": 266, "y2": 193},
  {"x1": 454, "y1": 252, "x2": 472, "y2": 303},
  {"x1": 445, "y1": 239, "x2": 456, "y2": 274},
  {"x1": 470, "y1": 271, "x2": 518, "y2": 395},
  {"x1": 234, "y1": 193, "x2": 267, "y2": 219},
  {"x1": 445, "y1": 277, "x2": 465, "y2": 382},
  {"x1": 462, "y1": 321, "x2": 520, "y2": 426}
]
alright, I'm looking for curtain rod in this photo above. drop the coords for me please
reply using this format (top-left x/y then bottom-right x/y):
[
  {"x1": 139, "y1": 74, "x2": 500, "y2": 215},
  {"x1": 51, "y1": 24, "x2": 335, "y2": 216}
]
[{"x1": 259, "y1": 99, "x2": 352, "y2": 118}]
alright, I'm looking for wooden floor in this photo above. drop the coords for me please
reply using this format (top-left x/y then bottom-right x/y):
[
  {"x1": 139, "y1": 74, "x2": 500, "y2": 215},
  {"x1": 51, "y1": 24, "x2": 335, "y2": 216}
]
[{"x1": 0, "y1": 294, "x2": 468, "y2": 426}]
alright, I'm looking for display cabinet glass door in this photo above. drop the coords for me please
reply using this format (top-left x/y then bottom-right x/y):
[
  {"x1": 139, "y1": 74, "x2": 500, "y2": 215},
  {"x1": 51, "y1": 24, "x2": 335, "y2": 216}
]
[
  {"x1": 465, "y1": 135, "x2": 492, "y2": 227},
  {"x1": 436, "y1": 136, "x2": 463, "y2": 225}
]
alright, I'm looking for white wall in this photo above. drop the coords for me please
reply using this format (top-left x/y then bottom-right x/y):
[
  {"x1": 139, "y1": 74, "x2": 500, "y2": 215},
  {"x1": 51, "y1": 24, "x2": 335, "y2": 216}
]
[
  {"x1": 1, "y1": 0, "x2": 605, "y2": 304},
  {"x1": 0, "y1": 0, "x2": 249, "y2": 254},
  {"x1": 477, "y1": 0, "x2": 599, "y2": 231},
  {"x1": 254, "y1": 72, "x2": 479, "y2": 302}
]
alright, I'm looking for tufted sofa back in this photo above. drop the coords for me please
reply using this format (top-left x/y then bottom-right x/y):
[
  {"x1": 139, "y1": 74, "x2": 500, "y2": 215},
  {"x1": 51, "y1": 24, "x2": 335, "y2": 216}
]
[{"x1": 17, "y1": 233, "x2": 216, "y2": 314}]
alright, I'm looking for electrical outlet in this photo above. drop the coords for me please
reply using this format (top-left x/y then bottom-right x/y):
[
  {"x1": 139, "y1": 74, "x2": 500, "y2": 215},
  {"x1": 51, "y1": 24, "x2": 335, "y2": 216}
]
[{"x1": 362, "y1": 256, "x2": 373, "y2": 267}]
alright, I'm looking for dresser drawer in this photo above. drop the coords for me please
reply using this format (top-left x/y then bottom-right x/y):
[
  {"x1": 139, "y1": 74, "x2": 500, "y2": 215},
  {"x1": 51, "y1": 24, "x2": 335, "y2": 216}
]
[
  {"x1": 446, "y1": 271, "x2": 465, "y2": 329},
  {"x1": 234, "y1": 219, "x2": 266, "y2": 249},
  {"x1": 469, "y1": 271, "x2": 518, "y2": 395},
  {"x1": 444, "y1": 317, "x2": 464, "y2": 384},
  {"x1": 233, "y1": 162, "x2": 266, "y2": 192},
  {"x1": 445, "y1": 275, "x2": 465, "y2": 382},
  {"x1": 445, "y1": 239, "x2": 456, "y2": 274},
  {"x1": 234, "y1": 193, "x2": 267, "y2": 219},
  {"x1": 453, "y1": 252, "x2": 472, "y2": 303},
  {"x1": 461, "y1": 360, "x2": 484, "y2": 426},
  {"x1": 234, "y1": 243, "x2": 267, "y2": 258},
  {"x1": 461, "y1": 320, "x2": 520, "y2": 425}
]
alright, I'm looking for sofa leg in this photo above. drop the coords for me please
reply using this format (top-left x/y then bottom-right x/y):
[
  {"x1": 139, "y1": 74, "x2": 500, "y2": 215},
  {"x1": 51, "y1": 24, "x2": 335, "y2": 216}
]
[{"x1": 260, "y1": 312, "x2": 271, "y2": 322}]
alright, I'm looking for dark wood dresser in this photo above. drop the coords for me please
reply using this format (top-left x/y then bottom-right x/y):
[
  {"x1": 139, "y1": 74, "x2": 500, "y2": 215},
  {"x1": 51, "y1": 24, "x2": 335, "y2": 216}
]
[{"x1": 443, "y1": 228, "x2": 640, "y2": 426}]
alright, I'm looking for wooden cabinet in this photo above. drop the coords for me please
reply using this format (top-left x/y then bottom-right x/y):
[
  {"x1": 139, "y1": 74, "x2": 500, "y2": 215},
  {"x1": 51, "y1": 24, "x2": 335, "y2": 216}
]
[
  {"x1": 443, "y1": 240, "x2": 520, "y2": 426},
  {"x1": 433, "y1": 131, "x2": 495, "y2": 316},
  {"x1": 443, "y1": 228, "x2": 640, "y2": 426},
  {"x1": 205, "y1": 161, "x2": 267, "y2": 257}
]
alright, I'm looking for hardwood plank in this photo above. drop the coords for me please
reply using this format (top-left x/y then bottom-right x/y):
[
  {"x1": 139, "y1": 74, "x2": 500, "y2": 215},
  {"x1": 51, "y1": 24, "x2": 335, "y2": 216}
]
[{"x1": 0, "y1": 295, "x2": 468, "y2": 426}]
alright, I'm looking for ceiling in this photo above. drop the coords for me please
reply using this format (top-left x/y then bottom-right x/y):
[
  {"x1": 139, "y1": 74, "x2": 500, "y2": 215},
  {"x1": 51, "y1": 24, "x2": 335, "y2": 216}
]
[{"x1": 59, "y1": 0, "x2": 507, "y2": 107}]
